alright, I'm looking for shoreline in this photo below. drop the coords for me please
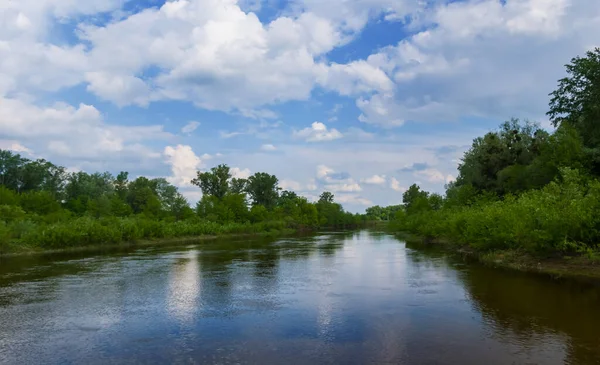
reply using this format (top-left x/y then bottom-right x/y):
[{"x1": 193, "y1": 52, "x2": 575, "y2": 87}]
[
  {"x1": 395, "y1": 232, "x2": 600, "y2": 283},
  {"x1": 0, "y1": 228, "x2": 298, "y2": 258}
]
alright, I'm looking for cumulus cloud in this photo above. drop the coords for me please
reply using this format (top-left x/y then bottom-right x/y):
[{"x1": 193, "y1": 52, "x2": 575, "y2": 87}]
[
  {"x1": 0, "y1": 140, "x2": 32, "y2": 154},
  {"x1": 335, "y1": 194, "x2": 372, "y2": 206},
  {"x1": 181, "y1": 121, "x2": 201, "y2": 134},
  {"x1": 280, "y1": 179, "x2": 303, "y2": 191},
  {"x1": 355, "y1": 0, "x2": 600, "y2": 127},
  {"x1": 362, "y1": 175, "x2": 387, "y2": 185},
  {"x1": 0, "y1": 97, "x2": 169, "y2": 168},
  {"x1": 390, "y1": 177, "x2": 406, "y2": 192},
  {"x1": 74, "y1": 0, "x2": 391, "y2": 113},
  {"x1": 294, "y1": 122, "x2": 342, "y2": 142},
  {"x1": 314, "y1": 164, "x2": 362, "y2": 192},
  {"x1": 164, "y1": 145, "x2": 203, "y2": 187},
  {"x1": 324, "y1": 182, "x2": 362, "y2": 193},
  {"x1": 414, "y1": 168, "x2": 455, "y2": 184},
  {"x1": 231, "y1": 167, "x2": 252, "y2": 179}
]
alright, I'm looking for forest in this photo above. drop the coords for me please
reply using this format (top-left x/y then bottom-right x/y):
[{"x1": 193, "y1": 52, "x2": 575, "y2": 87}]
[
  {"x1": 380, "y1": 48, "x2": 600, "y2": 257},
  {"x1": 0, "y1": 156, "x2": 365, "y2": 252}
]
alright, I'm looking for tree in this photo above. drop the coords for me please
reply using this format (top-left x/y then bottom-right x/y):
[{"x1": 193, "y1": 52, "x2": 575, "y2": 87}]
[
  {"x1": 246, "y1": 172, "x2": 280, "y2": 209},
  {"x1": 0, "y1": 150, "x2": 26, "y2": 191},
  {"x1": 548, "y1": 48, "x2": 600, "y2": 143},
  {"x1": 127, "y1": 177, "x2": 161, "y2": 214},
  {"x1": 229, "y1": 178, "x2": 247, "y2": 194},
  {"x1": 115, "y1": 171, "x2": 129, "y2": 199},
  {"x1": 191, "y1": 164, "x2": 231, "y2": 199},
  {"x1": 548, "y1": 48, "x2": 600, "y2": 173},
  {"x1": 455, "y1": 119, "x2": 547, "y2": 195},
  {"x1": 402, "y1": 184, "x2": 428, "y2": 212},
  {"x1": 318, "y1": 191, "x2": 334, "y2": 204},
  {"x1": 65, "y1": 172, "x2": 114, "y2": 215}
]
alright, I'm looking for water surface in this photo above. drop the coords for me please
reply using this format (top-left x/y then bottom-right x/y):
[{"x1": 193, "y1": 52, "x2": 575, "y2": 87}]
[{"x1": 1, "y1": 231, "x2": 599, "y2": 364}]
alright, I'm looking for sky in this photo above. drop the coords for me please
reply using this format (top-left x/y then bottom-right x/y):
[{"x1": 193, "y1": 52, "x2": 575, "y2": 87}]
[{"x1": 1, "y1": 0, "x2": 599, "y2": 213}]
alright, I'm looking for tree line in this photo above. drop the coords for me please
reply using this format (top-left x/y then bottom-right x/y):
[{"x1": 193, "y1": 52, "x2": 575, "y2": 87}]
[
  {"x1": 377, "y1": 48, "x2": 600, "y2": 256},
  {"x1": 0, "y1": 152, "x2": 365, "y2": 252}
]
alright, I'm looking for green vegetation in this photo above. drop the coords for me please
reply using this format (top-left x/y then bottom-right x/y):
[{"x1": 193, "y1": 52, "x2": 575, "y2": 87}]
[
  {"x1": 381, "y1": 48, "x2": 600, "y2": 259},
  {"x1": 0, "y1": 155, "x2": 365, "y2": 254}
]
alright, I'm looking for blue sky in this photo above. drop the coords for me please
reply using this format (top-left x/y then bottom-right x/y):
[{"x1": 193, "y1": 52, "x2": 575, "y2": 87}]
[{"x1": 1, "y1": 0, "x2": 598, "y2": 212}]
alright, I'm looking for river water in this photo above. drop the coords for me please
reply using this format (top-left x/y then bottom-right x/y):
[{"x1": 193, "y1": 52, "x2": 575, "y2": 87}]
[{"x1": 0, "y1": 231, "x2": 599, "y2": 364}]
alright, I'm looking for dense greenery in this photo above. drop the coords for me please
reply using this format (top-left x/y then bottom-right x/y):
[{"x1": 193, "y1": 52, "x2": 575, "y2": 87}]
[
  {"x1": 382, "y1": 48, "x2": 600, "y2": 256},
  {"x1": 0, "y1": 155, "x2": 365, "y2": 253}
]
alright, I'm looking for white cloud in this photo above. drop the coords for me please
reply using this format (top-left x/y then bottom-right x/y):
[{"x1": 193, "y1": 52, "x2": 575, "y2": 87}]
[
  {"x1": 317, "y1": 165, "x2": 335, "y2": 180},
  {"x1": 335, "y1": 194, "x2": 372, "y2": 206},
  {"x1": 0, "y1": 97, "x2": 169, "y2": 163},
  {"x1": 260, "y1": 144, "x2": 277, "y2": 151},
  {"x1": 280, "y1": 179, "x2": 303, "y2": 191},
  {"x1": 362, "y1": 175, "x2": 387, "y2": 185},
  {"x1": 318, "y1": 60, "x2": 395, "y2": 95},
  {"x1": 181, "y1": 121, "x2": 201, "y2": 134},
  {"x1": 390, "y1": 177, "x2": 406, "y2": 192},
  {"x1": 164, "y1": 145, "x2": 203, "y2": 187},
  {"x1": 355, "y1": 0, "x2": 600, "y2": 127},
  {"x1": 231, "y1": 167, "x2": 251, "y2": 179},
  {"x1": 0, "y1": 140, "x2": 32, "y2": 154},
  {"x1": 294, "y1": 122, "x2": 343, "y2": 142},
  {"x1": 314, "y1": 164, "x2": 362, "y2": 192},
  {"x1": 75, "y1": 1, "x2": 345, "y2": 113},
  {"x1": 414, "y1": 168, "x2": 448, "y2": 183},
  {"x1": 324, "y1": 182, "x2": 362, "y2": 193}
]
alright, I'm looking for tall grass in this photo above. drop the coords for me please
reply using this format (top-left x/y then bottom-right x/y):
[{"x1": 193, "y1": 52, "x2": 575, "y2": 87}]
[{"x1": 2, "y1": 216, "x2": 290, "y2": 250}]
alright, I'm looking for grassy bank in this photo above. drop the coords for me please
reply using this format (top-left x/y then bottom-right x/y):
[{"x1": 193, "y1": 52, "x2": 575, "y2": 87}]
[
  {"x1": 0, "y1": 216, "x2": 299, "y2": 256},
  {"x1": 397, "y1": 233, "x2": 600, "y2": 282},
  {"x1": 0, "y1": 228, "x2": 297, "y2": 258}
]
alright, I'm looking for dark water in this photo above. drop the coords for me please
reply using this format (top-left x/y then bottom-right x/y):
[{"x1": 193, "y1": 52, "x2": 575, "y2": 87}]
[{"x1": 1, "y1": 231, "x2": 599, "y2": 365}]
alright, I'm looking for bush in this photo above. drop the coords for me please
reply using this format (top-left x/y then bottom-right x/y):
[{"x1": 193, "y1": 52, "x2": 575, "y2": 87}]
[{"x1": 393, "y1": 169, "x2": 600, "y2": 254}]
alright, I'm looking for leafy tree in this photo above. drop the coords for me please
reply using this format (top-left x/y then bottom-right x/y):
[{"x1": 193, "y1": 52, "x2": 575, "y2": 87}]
[
  {"x1": 0, "y1": 150, "x2": 26, "y2": 191},
  {"x1": 548, "y1": 48, "x2": 600, "y2": 154},
  {"x1": 0, "y1": 186, "x2": 19, "y2": 206},
  {"x1": 19, "y1": 191, "x2": 62, "y2": 215},
  {"x1": 191, "y1": 164, "x2": 231, "y2": 199},
  {"x1": 246, "y1": 172, "x2": 280, "y2": 209},
  {"x1": 455, "y1": 119, "x2": 547, "y2": 195},
  {"x1": 115, "y1": 171, "x2": 129, "y2": 199},
  {"x1": 318, "y1": 191, "x2": 334, "y2": 204},
  {"x1": 196, "y1": 193, "x2": 249, "y2": 223},
  {"x1": 127, "y1": 177, "x2": 161, "y2": 214},
  {"x1": 229, "y1": 178, "x2": 248, "y2": 195},
  {"x1": 402, "y1": 184, "x2": 428, "y2": 212}
]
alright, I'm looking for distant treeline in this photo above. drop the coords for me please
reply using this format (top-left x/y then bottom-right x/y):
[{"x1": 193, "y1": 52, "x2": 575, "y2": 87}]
[
  {"x1": 0, "y1": 153, "x2": 366, "y2": 252},
  {"x1": 373, "y1": 48, "x2": 600, "y2": 257}
]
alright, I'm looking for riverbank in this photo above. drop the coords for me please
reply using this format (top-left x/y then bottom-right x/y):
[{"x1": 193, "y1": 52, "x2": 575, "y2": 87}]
[
  {"x1": 397, "y1": 233, "x2": 600, "y2": 282},
  {"x1": 0, "y1": 228, "x2": 299, "y2": 258}
]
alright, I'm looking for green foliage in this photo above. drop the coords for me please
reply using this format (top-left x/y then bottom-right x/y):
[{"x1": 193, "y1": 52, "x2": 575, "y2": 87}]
[
  {"x1": 318, "y1": 191, "x2": 334, "y2": 204},
  {"x1": 246, "y1": 172, "x2": 280, "y2": 209},
  {"x1": 0, "y1": 185, "x2": 19, "y2": 206},
  {"x1": 365, "y1": 205, "x2": 403, "y2": 221},
  {"x1": 548, "y1": 48, "x2": 600, "y2": 147},
  {"x1": 0, "y1": 149, "x2": 366, "y2": 252},
  {"x1": 19, "y1": 191, "x2": 62, "y2": 215},
  {"x1": 191, "y1": 164, "x2": 231, "y2": 199},
  {"x1": 455, "y1": 119, "x2": 549, "y2": 195}
]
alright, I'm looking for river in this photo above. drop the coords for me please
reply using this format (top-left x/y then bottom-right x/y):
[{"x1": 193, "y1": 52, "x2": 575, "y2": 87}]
[{"x1": 0, "y1": 230, "x2": 599, "y2": 364}]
